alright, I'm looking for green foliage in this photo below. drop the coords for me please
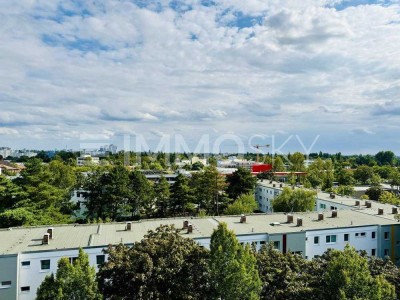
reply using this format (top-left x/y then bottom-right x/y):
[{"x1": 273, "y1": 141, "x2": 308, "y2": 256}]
[
  {"x1": 289, "y1": 152, "x2": 305, "y2": 172},
  {"x1": 225, "y1": 193, "x2": 258, "y2": 215},
  {"x1": 191, "y1": 166, "x2": 226, "y2": 214},
  {"x1": 226, "y1": 168, "x2": 257, "y2": 200},
  {"x1": 272, "y1": 187, "x2": 316, "y2": 212},
  {"x1": 129, "y1": 170, "x2": 154, "y2": 217},
  {"x1": 153, "y1": 175, "x2": 170, "y2": 217},
  {"x1": 365, "y1": 187, "x2": 383, "y2": 201},
  {"x1": 210, "y1": 222, "x2": 261, "y2": 300},
  {"x1": 272, "y1": 156, "x2": 285, "y2": 172},
  {"x1": 323, "y1": 245, "x2": 395, "y2": 300},
  {"x1": 36, "y1": 248, "x2": 102, "y2": 300},
  {"x1": 378, "y1": 191, "x2": 399, "y2": 205},
  {"x1": 375, "y1": 151, "x2": 396, "y2": 166},
  {"x1": 256, "y1": 243, "x2": 318, "y2": 300},
  {"x1": 360, "y1": 194, "x2": 369, "y2": 200},
  {"x1": 170, "y1": 173, "x2": 193, "y2": 216},
  {"x1": 354, "y1": 165, "x2": 374, "y2": 185},
  {"x1": 334, "y1": 185, "x2": 354, "y2": 196},
  {"x1": 97, "y1": 225, "x2": 214, "y2": 300},
  {"x1": 0, "y1": 207, "x2": 36, "y2": 227}
]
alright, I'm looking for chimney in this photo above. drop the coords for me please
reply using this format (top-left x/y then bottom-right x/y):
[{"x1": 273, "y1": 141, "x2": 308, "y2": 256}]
[
  {"x1": 318, "y1": 213, "x2": 324, "y2": 221},
  {"x1": 297, "y1": 218, "x2": 303, "y2": 227},
  {"x1": 287, "y1": 214, "x2": 294, "y2": 223},
  {"x1": 273, "y1": 184, "x2": 276, "y2": 187},
  {"x1": 47, "y1": 227, "x2": 54, "y2": 239},
  {"x1": 332, "y1": 210, "x2": 338, "y2": 218},
  {"x1": 330, "y1": 193, "x2": 335, "y2": 199},
  {"x1": 270, "y1": 180, "x2": 273, "y2": 184},
  {"x1": 378, "y1": 208, "x2": 384, "y2": 215},
  {"x1": 183, "y1": 220, "x2": 189, "y2": 229},
  {"x1": 187, "y1": 223, "x2": 193, "y2": 234},
  {"x1": 366, "y1": 201, "x2": 372, "y2": 208},
  {"x1": 126, "y1": 222, "x2": 132, "y2": 231},
  {"x1": 240, "y1": 214, "x2": 246, "y2": 223},
  {"x1": 280, "y1": 183, "x2": 283, "y2": 188},
  {"x1": 392, "y1": 207, "x2": 398, "y2": 214},
  {"x1": 42, "y1": 233, "x2": 50, "y2": 245},
  {"x1": 355, "y1": 200, "x2": 360, "y2": 206}
]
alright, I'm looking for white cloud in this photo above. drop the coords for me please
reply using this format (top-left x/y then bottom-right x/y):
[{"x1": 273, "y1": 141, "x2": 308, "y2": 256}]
[{"x1": 0, "y1": 0, "x2": 399, "y2": 153}]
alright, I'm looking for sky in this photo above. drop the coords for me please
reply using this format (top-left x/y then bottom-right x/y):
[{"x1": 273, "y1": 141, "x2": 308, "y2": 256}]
[{"x1": 0, "y1": 0, "x2": 400, "y2": 154}]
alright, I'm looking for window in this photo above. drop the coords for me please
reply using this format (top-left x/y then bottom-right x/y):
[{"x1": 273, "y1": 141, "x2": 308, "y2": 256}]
[
  {"x1": 273, "y1": 241, "x2": 280, "y2": 249},
  {"x1": 314, "y1": 236, "x2": 319, "y2": 244},
  {"x1": 96, "y1": 255, "x2": 105, "y2": 265},
  {"x1": 344, "y1": 234, "x2": 349, "y2": 242},
  {"x1": 21, "y1": 261, "x2": 30, "y2": 267},
  {"x1": 320, "y1": 204, "x2": 326, "y2": 209},
  {"x1": 20, "y1": 286, "x2": 30, "y2": 292},
  {"x1": 1, "y1": 281, "x2": 12, "y2": 287},
  {"x1": 260, "y1": 241, "x2": 266, "y2": 245},
  {"x1": 69, "y1": 257, "x2": 78, "y2": 264},
  {"x1": 326, "y1": 235, "x2": 337, "y2": 244},
  {"x1": 372, "y1": 232, "x2": 376, "y2": 239},
  {"x1": 384, "y1": 232, "x2": 390, "y2": 240},
  {"x1": 372, "y1": 249, "x2": 376, "y2": 256},
  {"x1": 384, "y1": 249, "x2": 389, "y2": 256},
  {"x1": 355, "y1": 233, "x2": 359, "y2": 237},
  {"x1": 41, "y1": 259, "x2": 50, "y2": 270},
  {"x1": 360, "y1": 232, "x2": 366, "y2": 237}
]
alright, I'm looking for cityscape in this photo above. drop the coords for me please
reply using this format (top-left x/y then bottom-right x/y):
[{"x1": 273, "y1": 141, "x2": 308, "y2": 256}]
[{"x1": 1, "y1": 1, "x2": 400, "y2": 300}]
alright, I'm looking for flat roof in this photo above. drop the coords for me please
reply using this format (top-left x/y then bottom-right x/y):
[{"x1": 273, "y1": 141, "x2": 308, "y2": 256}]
[{"x1": 0, "y1": 210, "x2": 398, "y2": 255}]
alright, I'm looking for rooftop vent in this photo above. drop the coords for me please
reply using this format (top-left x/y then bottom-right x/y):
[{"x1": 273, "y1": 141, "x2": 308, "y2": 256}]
[
  {"x1": 366, "y1": 201, "x2": 372, "y2": 208},
  {"x1": 183, "y1": 220, "x2": 189, "y2": 229},
  {"x1": 287, "y1": 214, "x2": 294, "y2": 223},
  {"x1": 318, "y1": 213, "x2": 324, "y2": 221},
  {"x1": 330, "y1": 193, "x2": 335, "y2": 199},
  {"x1": 280, "y1": 183, "x2": 283, "y2": 188},
  {"x1": 392, "y1": 207, "x2": 398, "y2": 214},
  {"x1": 47, "y1": 227, "x2": 54, "y2": 239},
  {"x1": 273, "y1": 184, "x2": 276, "y2": 187},
  {"x1": 378, "y1": 208, "x2": 384, "y2": 215},
  {"x1": 240, "y1": 214, "x2": 247, "y2": 223},
  {"x1": 297, "y1": 218, "x2": 303, "y2": 227},
  {"x1": 187, "y1": 223, "x2": 193, "y2": 234},
  {"x1": 355, "y1": 200, "x2": 360, "y2": 206},
  {"x1": 270, "y1": 180, "x2": 273, "y2": 184},
  {"x1": 42, "y1": 233, "x2": 50, "y2": 245},
  {"x1": 331, "y1": 210, "x2": 338, "y2": 218},
  {"x1": 126, "y1": 222, "x2": 132, "y2": 231}
]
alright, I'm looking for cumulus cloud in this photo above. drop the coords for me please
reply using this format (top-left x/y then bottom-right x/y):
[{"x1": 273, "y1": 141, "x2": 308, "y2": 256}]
[{"x1": 0, "y1": 0, "x2": 399, "y2": 153}]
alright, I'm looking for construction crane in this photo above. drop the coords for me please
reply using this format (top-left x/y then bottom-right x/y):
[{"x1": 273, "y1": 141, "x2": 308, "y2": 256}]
[{"x1": 253, "y1": 144, "x2": 270, "y2": 163}]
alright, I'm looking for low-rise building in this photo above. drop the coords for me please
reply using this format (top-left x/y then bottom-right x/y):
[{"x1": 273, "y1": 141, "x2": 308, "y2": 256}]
[{"x1": 1, "y1": 208, "x2": 400, "y2": 299}]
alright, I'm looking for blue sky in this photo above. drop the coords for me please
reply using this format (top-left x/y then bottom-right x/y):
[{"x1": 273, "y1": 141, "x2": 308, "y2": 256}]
[{"x1": 0, "y1": 0, "x2": 400, "y2": 154}]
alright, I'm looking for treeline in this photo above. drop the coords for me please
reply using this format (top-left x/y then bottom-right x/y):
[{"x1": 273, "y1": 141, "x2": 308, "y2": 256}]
[
  {"x1": 36, "y1": 224, "x2": 400, "y2": 300},
  {"x1": 82, "y1": 165, "x2": 257, "y2": 221},
  {"x1": 0, "y1": 158, "x2": 258, "y2": 227}
]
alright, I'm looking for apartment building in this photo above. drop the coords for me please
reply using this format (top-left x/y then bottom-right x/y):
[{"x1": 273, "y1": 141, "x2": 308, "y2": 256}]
[{"x1": 1, "y1": 209, "x2": 400, "y2": 299}]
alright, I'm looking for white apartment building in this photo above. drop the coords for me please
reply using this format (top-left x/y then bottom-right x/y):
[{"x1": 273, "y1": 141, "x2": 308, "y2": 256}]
[{"x1": 1, "y1": 209, "x2": 400, "y2": 300}]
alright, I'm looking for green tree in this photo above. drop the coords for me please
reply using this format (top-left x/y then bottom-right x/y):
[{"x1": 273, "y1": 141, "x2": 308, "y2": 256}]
[
  {"x1": 256, "y1": 243, "x2": 318, "y2": 300},
  {"x1": 354, "y1": 165, "x2": 374, "y2": 185},
  {"x1": 170, "y1": 173, "x2": 193, "y2": 216},
  {"x1": 379, "y1": 191, "x2": 399, "y2": 205},
  {"x1": 272, "y1": 188, "x2": 316, "y2": 212},
  {"x1": 36, "y1": 248, "x2": 102, "y2": 300},
  {"x1": 191, "y1": 166, "x2": 226, "y2": 214},
  {"x1": 225, "y1": 193, "x2": 258, "y2": 215},
  {"x1": 322, "y1": 159, "x2": 334, "y2": 191},
  {"x1": 272, "y1": 156, "x2": 285, "y2": 172},
  {"x1": 307, "y1": 158, "x2": 325, "y2": 188},
  {"x1": 375, "y1": 151, "x2": 396, "y2": 166},
  {"x1": 97, "y1": 225, "x2": 214, "y2": 300},
  {"x1": 289, "y1": 152, "x2": 305, "y2": 172},
  {"x1": 210, "y1": 222, "x2": 261, "y2": 300},
  {"x1": 334, "y1": 185, "x2": 354, "y2": 196},
  {"x1": 226, "y1": 168, "x2": 257, "y2": 200},
  {"x1": 129, "y1": 170, "x2": 154, "y2": 217},
  {"x1": 366, "y1": 187, "x2": 383, "y2": 201},
  {"x1": 323, "y1": 245, "x2": 395, "y2": 300},
  {"x1": 153, "y1": 175, "x2": 170, "y2": 217}
]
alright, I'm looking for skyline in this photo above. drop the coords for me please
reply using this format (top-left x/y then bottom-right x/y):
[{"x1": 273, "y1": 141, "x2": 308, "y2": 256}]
[{"x1": 1, "y1": 0, "x2": 400, "y2": 153}]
